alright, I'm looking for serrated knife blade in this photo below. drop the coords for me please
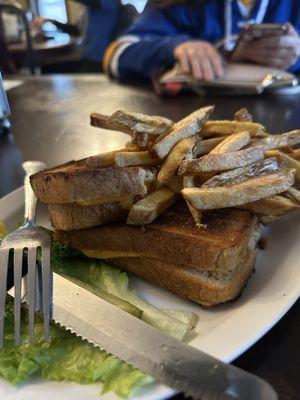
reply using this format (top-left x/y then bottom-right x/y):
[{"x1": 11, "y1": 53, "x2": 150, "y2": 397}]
[{"x1": 46, "y1": 272, "x2": 277, "y2": 400}]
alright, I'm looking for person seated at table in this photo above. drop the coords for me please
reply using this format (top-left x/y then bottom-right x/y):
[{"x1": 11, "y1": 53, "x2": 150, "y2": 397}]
[
  {"x1": 104, "y1": 0, "x2": 300, "y2": 81},
  {"x1": 32, "y1": 0, "x2": 138, "y2": 71}
]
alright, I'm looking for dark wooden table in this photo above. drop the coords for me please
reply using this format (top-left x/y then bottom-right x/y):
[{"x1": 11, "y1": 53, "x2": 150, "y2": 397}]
[{"x1": 1, "y1": 75, "x2": 299, "y2": 400}]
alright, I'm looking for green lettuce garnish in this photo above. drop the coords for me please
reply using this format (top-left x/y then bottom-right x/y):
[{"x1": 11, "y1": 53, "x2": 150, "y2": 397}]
[
  {"x1": 51, "y1": 242, "x2": 194, "y2": 340},
  {"x1": 0, "y1": 234, "x2": 197, "y2": 397},
  {"x1": 0, "y1": 300, "x2": 152, "y2": 397}
]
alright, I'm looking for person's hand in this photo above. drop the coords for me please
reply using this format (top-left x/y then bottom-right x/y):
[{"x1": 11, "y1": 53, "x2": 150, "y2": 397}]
[
  {"x1": 173, "y1": 40, "x2": 224, "y2": 81},
  {"x1": 235, "y1": 23, "x2": 300, "y2": 70},
  {"x1": 31, "y1": 17, "x2": 50, "y2": 31}
]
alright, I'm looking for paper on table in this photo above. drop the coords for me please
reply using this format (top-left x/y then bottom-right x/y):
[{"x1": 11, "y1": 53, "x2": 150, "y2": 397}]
[
  {"x1": 160, "y1": 63, "x2": 296, "y2": 85},
  {"x1": 4, "y1": 80, "x2": 24, "y2": 91}
]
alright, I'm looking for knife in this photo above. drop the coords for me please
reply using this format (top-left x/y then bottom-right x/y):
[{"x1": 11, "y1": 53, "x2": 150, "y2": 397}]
[
  {"x1": 8, "y1": 271, "x2": 277, "y2": 400},
  {"x1": 22, "y1": 272, "x2": 274, "y2": 400}
]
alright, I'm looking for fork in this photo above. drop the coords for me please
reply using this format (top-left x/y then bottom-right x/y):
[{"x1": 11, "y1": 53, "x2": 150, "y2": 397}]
[{"x1": 0, "y1": 161, "x2": 51, "y2": 347}]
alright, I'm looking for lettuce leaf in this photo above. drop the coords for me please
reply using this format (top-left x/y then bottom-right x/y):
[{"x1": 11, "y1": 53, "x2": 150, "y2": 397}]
[
  {"x1": 0, "y1": 299, "x2": 152, "y2": 397},
  {"x1": 51, "y1": 242, "x2": 190, "y2": 340},
  {"x1": 0, "y1": 238, "x2": 195, "y2": 397}
]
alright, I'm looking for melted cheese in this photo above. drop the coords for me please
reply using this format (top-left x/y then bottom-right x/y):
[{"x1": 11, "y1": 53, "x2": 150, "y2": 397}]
[
  {"x1": 77, "y1": 195, "x2": 132, "y2": 206},
  {"x1": 83, "y1": 250, "x2": 140, "y2": 259}
]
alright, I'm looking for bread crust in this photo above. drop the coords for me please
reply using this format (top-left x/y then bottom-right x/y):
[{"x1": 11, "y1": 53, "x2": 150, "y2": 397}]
[
  {"x1": 49, "y1": 202, "x2": 127, "y2": 230},
  {"x1": 108, "y1": 250, "x2": 257, "y2": 306},
  {"x1": 54, "y1": 205, "x2": 259, "y2": 273},
  {"x1": 31, "y1": 166, "x2": 148, "y2": 203}
]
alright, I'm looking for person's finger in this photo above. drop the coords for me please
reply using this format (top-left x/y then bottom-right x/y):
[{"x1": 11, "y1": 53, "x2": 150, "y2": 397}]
[
  {"x1": 266, "y1": 58, "x2": 290, "y2": 69},
  {"x1": 284, "y1": 22, "x2": 298, "y2": 37},
  {"x1": 198, "y1": 51, "x2": 214, "y2": 81},
  {"x1": 248, "y1": 51, "x2": 295, "y2": 69},
  {"x1": 243, "y1": 47, "x2": 295, "y2": 59},
  {"x1": 187, "y1": 49, "x2": 202, "y2": 80},
  {"x1": 254, "y1": 35, "x2": 300, "y2": 49},
  {"x1": 207, "y1": 47, "x2": 224, "y2": 78},
  {"x1": 177, "y1": 50, "x2": 190, "y2": 75}
]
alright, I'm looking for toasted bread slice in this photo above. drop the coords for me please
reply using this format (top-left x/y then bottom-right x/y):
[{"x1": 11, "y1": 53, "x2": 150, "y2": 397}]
[
  {"x1": 48, "y1": 202, "x2": 128, "y2": 230},
  {"x1": 54, "y1": 204, "x2": 259, "y2": 273},
  {"x1": 31, "y1": 165, "x2": 148, "y2": 204},
  {"x1": 108, "y1": 250, "x2": 256, "y2": 306}
]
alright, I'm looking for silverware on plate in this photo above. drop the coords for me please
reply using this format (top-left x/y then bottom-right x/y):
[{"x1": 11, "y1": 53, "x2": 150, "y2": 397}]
[
  {"x1": 33, "y1": 272, "x2": 276, "y2": 400},
  {"x1": 0, "y1": 160, "x2": 51, "y2": 346}
]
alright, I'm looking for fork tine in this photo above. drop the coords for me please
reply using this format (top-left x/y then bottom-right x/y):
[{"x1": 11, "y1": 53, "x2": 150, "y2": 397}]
[
  {"x1": 27, "y1": 247, "x2": 36, "y2": 344},
  {"x1": 41, "y1": 247, "x2": 51, "y2": 341},
  {"x1": 0, "y1": 249, "x2": 9, "y2": 347},
  {"x1": 13, "y1": 249, "x2": 23, "y2": 346}
]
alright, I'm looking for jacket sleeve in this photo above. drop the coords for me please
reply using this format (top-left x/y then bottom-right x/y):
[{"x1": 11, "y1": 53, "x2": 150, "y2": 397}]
[
  {"x1": 289, "y1": 7, "x2": 300, "y2": 73},
  {"x1": 290, "y1": 57, "x2": 300, "y2": 73},
  {"x1": 104, "y1": 7, "x2": 192, "y2": 79}
]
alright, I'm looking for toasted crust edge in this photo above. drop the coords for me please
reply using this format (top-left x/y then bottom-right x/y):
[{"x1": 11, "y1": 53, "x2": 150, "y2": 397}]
[
  {"x1": 108, "y1": 250, "x2": 257, "y2": 306},
  {"x1": 49, "y1": 202, "x2": 127, "y2": 230},
  {"x1": 31, "y1": 166, "x2": 148, "y2": 203}
]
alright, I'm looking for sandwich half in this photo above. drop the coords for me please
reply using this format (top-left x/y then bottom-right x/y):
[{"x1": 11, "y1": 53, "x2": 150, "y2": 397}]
[{"x1": 55, "y1": 204, "x2": 260, "y2": 306}]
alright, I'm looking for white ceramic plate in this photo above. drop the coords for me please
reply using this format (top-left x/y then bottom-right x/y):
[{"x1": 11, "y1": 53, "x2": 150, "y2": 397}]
[{"x1": 0, "y1": 187, "x2": 299, "y2": 400}]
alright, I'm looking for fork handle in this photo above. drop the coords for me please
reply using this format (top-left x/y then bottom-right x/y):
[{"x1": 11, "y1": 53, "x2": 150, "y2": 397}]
[{"x1": 23, "y1": 161, "x2": 46, "y2": 224}]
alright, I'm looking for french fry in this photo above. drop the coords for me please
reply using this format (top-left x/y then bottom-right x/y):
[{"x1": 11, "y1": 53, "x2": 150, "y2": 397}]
[
  {"x1": 165, "y1": 175, "x2": 183, "y2": 193},
  {"x1": 132, "y1": 131, "x2": 150, "y2": 148},
  {"x1": 125, "y1": 141, "x2": 141, "y2": 150},
  {"x1": 210, "y1": 131, "x2": 250, "y2": 154},
  {"x1": 234, "y1": 108, "x2": 253, "y2": 122},
  {"x1": 290, "y1": 149, "x2": 300, "y2": 160},
  {"x1": 258, "y1": 215, "x2": 279, "y2": 225},
  {"x1": 240, "y1": 195, "x2": 300, "y2": 216},
  {"x1": 193, "y1": 137, "x2": 225, "y2": 156},
  {"x1": 286, "y1": 187, "x2": 300, "y2": 203},
  {"x1": 111, "y1": 110, "x2": 174, "y2": 135},
  {"x1": 84, "y1": 148, "x2": 142, "y2": 169},
  {"x1": 179, "y1": 147, "x2": 264, "y2": 175},
  {"x1": 127, "y1": 188, "x2": 176, "y2": 225},
  {"x1": 202, "y1": 158, "x2": 279, "y2": 188},
  {"x1": 115, "y1": 151, "x2": 157, "y2": 167},
  {"x1": 90, "y1": 110, "x2": 173, "y2": 136},
  {"x1": 181, "y1": 169, "x2": 295, "y2": 210},
  {"x1": 200, "y1": 120, "x2": 265, "y2": 137},
  {"x1": 153, "y1": 106, "x2": 214, "y2": 159},
  {"x1": 266, "y1": 150, "x2": 300, "y2": 182},
  {"x1": 182, "y1": 151, "x2": 203, "y2": 227},
  {"x1": 253, "y1": 130, "x2": 300, "y2": 151},
  {"x1": 156, "y1": 136, "x2": 197, "y2": 188},
  {"x1": 184, "y1": 179, "x2": 203, "y2": 227}
]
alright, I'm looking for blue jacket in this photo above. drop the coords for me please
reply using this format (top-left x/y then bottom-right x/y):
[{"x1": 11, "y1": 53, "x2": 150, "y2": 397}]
[
  {"x1": 107, "y1": 0, "x2": 300, "y2": 78},
  {"x1": 84, "y1": 0, "x2": 120, "y2": 62}
]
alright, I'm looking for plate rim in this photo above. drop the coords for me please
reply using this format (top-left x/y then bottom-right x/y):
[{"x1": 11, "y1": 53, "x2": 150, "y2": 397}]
[{"x1": 0, "y1": 186, "x2": 299, "y2": 400}]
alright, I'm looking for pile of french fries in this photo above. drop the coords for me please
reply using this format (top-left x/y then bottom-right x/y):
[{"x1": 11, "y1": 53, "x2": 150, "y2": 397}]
[{"x1": 90, "y1": 107, "x2": 300, "y2": 226}]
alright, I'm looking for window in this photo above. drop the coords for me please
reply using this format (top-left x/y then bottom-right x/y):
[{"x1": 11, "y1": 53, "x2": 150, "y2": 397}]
[
  {"x1": 122, "y1": 0, "x2": 147, "y2": 13},
  {"x1": 36, "y1": 0, "x2": 68, "y2": 22}
]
